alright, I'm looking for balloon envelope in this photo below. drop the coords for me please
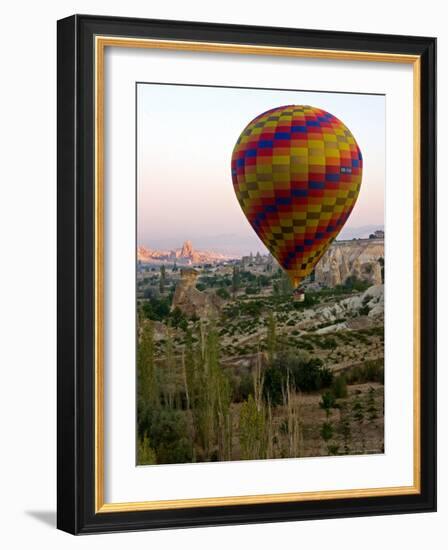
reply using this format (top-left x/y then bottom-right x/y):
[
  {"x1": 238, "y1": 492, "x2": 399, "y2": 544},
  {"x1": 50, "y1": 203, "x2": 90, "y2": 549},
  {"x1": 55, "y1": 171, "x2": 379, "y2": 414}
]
[{"x1": 231, "y1": 105, "x2": 363, "y2": 287}]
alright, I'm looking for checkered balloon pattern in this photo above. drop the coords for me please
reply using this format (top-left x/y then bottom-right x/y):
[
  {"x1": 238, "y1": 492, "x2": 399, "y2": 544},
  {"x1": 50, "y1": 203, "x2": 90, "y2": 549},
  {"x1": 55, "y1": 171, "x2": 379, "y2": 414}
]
[{"x1": 231, "y1": 105, "x2": 363, "y2": 287}]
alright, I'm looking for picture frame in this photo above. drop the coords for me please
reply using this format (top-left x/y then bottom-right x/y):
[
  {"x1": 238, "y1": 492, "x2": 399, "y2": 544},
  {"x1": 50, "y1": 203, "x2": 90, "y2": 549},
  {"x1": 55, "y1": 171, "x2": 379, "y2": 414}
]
[{"x1": 57, "y1": 14, "x2": 436, "y2": 534}]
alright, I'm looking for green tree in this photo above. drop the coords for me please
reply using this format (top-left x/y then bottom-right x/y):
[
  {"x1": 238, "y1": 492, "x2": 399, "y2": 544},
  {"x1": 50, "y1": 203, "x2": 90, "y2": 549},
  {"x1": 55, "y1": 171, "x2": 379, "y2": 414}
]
[
  {"x1": 137, "y1": 321, "x2": 159, "y2": 407},
  {"x1": 142, "y1": 296, "x2": 170, "y2": 321},
  {"x1": 170, "y1": 306, "x2": 188, "y2": 331},
  {"x1": 183, "y1": 329, "x2": 196, "y2": 411},
  {"x1": 216, "y1": 287, "x2": 231, "y2": 300},
  {"x1": 319, "y1": 391, "x2": 336, "y2": 420},
  {"x1": 282, "y1": 374, "x2": 303, "y2": 458},
  {"x1": 262, "y1": 364, "x2": 284, "y2": 406},
  {"x1": 239, "y1": 394, "x2": 266, "y2": 460},
  {"x1": 352, "y1": 397, "x2": 366, "y2": 453},
  {"x1": 296, "y1": 358, "x2": 330, "y2": 391},
  {"x1": 163, "y1": 327, "x2": 176, "y2": 409},
  {"x1": 145, "y1": 408, "x2": 193, "y2": 464},
  {"x1": 137, "y1": 434, "x2": 157, "y2": 465},
  {"x1": 327, "y1": 443, "x2": 340, "y2": 455},
  {"x1": 352, "y1": 397, "x2": 365, "y2": 422},
  {"x1": 188, "y1": 322, "x2": 233, "y2": 461},
  {"x1": 206, "y1": 323, "x2": 231, "y2": 460},
  {"x1": 332, "y1": 374, "x2": 348, "y2": 399},
  {"x1": 232, "y1": 265, "x2": 240, "y2": 298},
  {"x1": 215, "y1": 366, "x2": 233, "y2": 461},
  {"x1": 262, "y1": 354, "x2": 332, "y2": 404},
  {"x1": 320, "y1": 419, "x2": 337, "y2": 455},
  {"x1": 320, "y1": 422, "x2": 334, "y2": 443},
  {"x1": 320, "y1": 366, "x2": 334, "y2": 388},
  {"x1": 266, "y1": 312, "x2": 277, "y2": 365},
  {"x1": 366, "y1": 386, "x2": 378, "y2": 421},
  {"x1": 338, "y1": 404, "x2": 352, "y2": 454},
  {"x1": 159, "y1": 264, "x2": 166, "y2": 294}
]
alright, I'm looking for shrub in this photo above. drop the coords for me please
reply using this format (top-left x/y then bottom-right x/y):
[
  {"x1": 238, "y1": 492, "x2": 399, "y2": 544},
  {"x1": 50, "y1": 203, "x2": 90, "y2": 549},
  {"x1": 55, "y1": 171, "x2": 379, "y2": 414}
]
[
  {"x1": 169, "y1": 307, "x2": 188, "y2": 330},
  {"x1": 320, "y1": 421, "x2": 334, "y2": 442},
  {"x1": 343, "y1": 276, "x2": 370, "y2": 292},
  {"x1": 327, "y1": 444, "x2": 340, "y2": 455},
  {"x1": 141, "y1": 296, "x2": 170, "y2": 321},
  {"x1": 216, "y1": 287, "x2": 231, "y2": 300},
  {"x1": 231, "y1": 371, "x2": 254, "y2": 403},
  {"x1": 239, "y1": 395, "x2": 267, "y2": 460},
  {"x1": 332, "y1": 374, "x2": 348, "y2": 398},
  {"x1": 359, "y1": 304, "x2": 371, "y2": 316},
  {"x1": 263, "y1": 365, "x2": 284, "y2": 405},
  {"x1": 223, "y1": 299, "x2": 264, "y2": 319},
  {"x1": 137, "y1": 434, "x2": 157, "y2": 465},
  {"x1": 245, "y1": 285, "x2": 260, "y2": 295},
  {"x1": 346, "y1": 360, "x2": 384, "y2": 385},
  {"x1": 319, "y1": 337, "x2": 338, "y2": 350},
  {"x1": 293, "y1": 358, "x2": 327, "y2": 392},
  {"x1": 320, "y1": 367, "x2": 334, "y2": 388},
  {"x1": 262, "y1": 353, "x2": 333, "y2": 404},
  {"x1": 138, "y1": 407, "x2": 193, "y2": 464},
  {"x1": 297, "y1": 339, "x2": 314, "y2": 351},
  {"x1": 258, "y1": 275, "x2": 271, "y2": 287},
  {"x1": 319, "y1": 391, "x2": 336, "y2": 416}
]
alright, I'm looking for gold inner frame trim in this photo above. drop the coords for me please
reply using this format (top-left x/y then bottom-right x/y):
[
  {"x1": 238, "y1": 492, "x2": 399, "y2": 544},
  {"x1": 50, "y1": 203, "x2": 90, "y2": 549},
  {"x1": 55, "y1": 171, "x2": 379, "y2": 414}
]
[{"x1": 94, "y1": 35, "x2": 421, "y2": 514}]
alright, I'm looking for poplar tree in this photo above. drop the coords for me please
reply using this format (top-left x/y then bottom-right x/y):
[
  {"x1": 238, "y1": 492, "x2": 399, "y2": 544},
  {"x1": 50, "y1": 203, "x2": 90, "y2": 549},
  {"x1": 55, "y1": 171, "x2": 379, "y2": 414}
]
[
  {"x1": 163, "y1": 326, "x2": 176, "y2": 409},
  {"x1": 239, "y1": 395, "x2": 266, "y2": 460},
  {"x1": 283, "y1": 373, "x2": 303, "y2": 458},
  {"x1": 266, "y1": 312, "x2": 277, "y2": 365},
  {"x1": 159, "y1": 264, "x2": 166, "y2": 294},
  {"x1": 232, "y1": 265, "x2": 240, "y2": 299},
  {"x1": 137, "y1": 321, "x2": 158, "y2": 407},
  {"x1": 137, "y1": 434, "x2": 157, "y2": 465}
]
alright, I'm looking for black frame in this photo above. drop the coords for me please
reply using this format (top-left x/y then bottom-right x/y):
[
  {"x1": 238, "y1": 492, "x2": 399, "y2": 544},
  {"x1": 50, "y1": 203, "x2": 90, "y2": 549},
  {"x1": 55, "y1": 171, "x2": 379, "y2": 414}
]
[{"x1": 57, "y1": 14, "x2": 436, "y2": 534}]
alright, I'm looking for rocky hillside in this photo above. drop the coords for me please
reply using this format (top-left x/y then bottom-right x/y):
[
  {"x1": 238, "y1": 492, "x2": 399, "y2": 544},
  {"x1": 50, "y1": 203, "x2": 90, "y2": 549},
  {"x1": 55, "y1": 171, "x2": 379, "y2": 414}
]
[
  {"x1": 296, "y1": 284, "x2": 384, "y2": 333},
  {"x1": 314, "y1": 239, "x2": 384, "y2": 287}
]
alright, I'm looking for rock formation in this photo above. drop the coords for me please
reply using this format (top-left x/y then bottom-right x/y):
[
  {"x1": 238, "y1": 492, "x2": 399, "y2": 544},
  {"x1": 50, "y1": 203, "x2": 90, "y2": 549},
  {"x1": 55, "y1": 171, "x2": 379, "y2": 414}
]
[
  {"x1": 314, "y1": 239, "x2": 383, "y2": 287},
  {"x1": 172, "y1": 268, "x2": 223, "y2": 319},
  {"x1": 179, "y1": 240, "x2": 194, "y2": 259},
  {"x1": 138, "y1": 241, "x2": 233, "y2": 265}
]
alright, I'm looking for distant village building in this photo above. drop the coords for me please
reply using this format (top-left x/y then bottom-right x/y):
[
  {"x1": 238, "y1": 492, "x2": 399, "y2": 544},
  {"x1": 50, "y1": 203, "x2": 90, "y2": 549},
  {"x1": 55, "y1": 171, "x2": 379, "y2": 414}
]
[{"x1": 240, "y1": 254, "x2": 251, "y2": 269}]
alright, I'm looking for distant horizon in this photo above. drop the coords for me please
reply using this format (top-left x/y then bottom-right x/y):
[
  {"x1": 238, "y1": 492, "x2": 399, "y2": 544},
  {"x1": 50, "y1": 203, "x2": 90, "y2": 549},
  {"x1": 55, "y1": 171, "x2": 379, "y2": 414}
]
[{"x1": 138, "y1": 224, "x2": 385, "y2": 257}]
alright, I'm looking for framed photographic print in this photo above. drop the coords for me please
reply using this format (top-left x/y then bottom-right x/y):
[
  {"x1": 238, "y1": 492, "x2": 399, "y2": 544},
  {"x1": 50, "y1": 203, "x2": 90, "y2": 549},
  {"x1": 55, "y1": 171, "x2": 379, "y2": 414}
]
[{"x1": 57, "y1": 15, "x2": 436, "y2": 534}]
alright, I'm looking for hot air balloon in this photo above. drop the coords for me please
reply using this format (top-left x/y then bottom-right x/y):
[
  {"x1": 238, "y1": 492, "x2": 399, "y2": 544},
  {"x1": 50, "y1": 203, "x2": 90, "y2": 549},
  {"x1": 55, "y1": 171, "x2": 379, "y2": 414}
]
[{"x1": 231, "y1": 105, "x2": 363, "y2": 299}]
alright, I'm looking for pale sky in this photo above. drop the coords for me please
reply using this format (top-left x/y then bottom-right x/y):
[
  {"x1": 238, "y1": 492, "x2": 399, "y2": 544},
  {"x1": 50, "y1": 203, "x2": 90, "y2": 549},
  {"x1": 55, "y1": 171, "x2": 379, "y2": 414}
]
[{"x1": 137, "y1": 83, "x2": 385, "y2": 256}]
